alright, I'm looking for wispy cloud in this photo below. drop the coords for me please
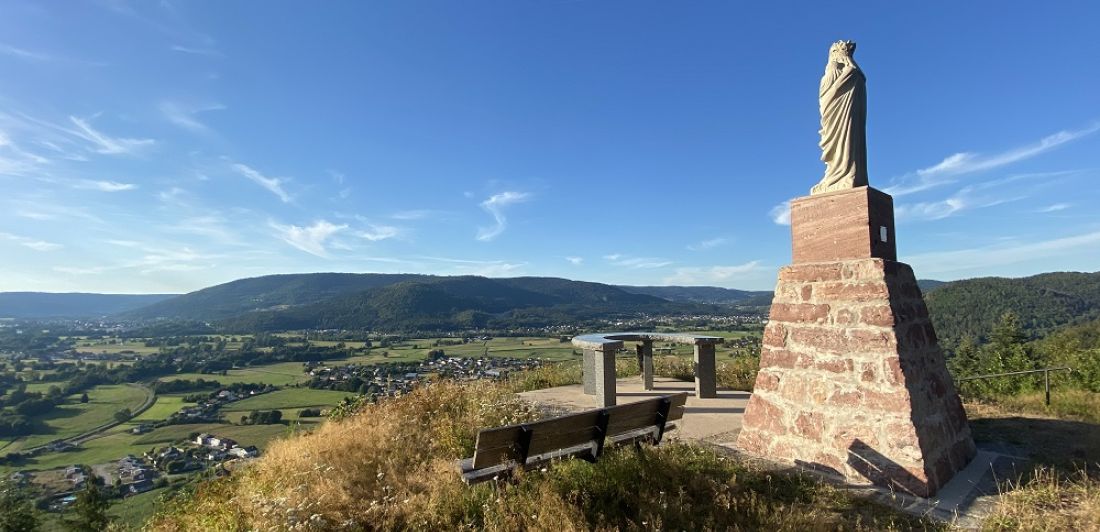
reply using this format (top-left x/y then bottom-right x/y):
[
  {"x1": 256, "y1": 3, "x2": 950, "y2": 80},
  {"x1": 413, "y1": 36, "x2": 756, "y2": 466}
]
[
  {"x1": 0, "y1": 43, "x2": 52, "y2": 62},
  {"x1": 908, "y1": 230, "x2": 1100, "y2": 275},
  {"x1": 68, "y1": 116, "x2": 154, "y2": 155},
  {"x1": 356, "y1": 224, "x2": 400, "y2": 241},
  {"x1": 159, "y1": 101, "x2": 224, "y2": 133},
  {"x1": 0, "y1": 232, "x2": 62, "y2": 251},
  {"x1": 565, "y1": 256, "x2": 584, "y2": 265},
  {"x1": 687, "y1": 237, "x2": 728, "y2": 251},
  {"x1": 885, "y1": 123, "x2": 1100, "y2": 196},
  {"x1": 605, "y1": 254, "x2": 673, "y2": 269},
  {"x1": 662, "y1": 261, "x2": 763, "y2": 286},
  {"x1": 270, "y1": 220, "x2": 346, "y2": 257},
  {"x1": 476, "y1": 191, "x2": 530, "y2": 241},
  {"x1": 170, "y1": 45, "x2": 221, "y2": 56},
  {"x1": 895, "y1": 170, "x2": 1070, "y2": 222},
  {"x1": 232, "y1": 163, "x2": 291, "y2": 203},
  {"x1": 74, "y1": 179, "x2": 137, "y2": 192},
  {"x1": 768, "y1": 201, "x2": 791, "y2": 226},
  {"x1": 1038, "y1": 203, "x2": 1071, "y2": 213}
]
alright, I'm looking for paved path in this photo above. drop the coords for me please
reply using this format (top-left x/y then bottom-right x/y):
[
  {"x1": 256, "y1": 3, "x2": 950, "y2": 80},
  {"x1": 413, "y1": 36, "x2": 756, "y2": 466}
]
[{"x1": 518, "y1": 376, "x2": 750, "y2": 444}]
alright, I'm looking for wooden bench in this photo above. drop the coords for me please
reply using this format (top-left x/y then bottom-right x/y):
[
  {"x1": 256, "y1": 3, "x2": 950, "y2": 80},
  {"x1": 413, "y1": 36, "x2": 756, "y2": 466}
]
[{"x1": 457, "y1": 392, "x2": 688, "y2": 484}]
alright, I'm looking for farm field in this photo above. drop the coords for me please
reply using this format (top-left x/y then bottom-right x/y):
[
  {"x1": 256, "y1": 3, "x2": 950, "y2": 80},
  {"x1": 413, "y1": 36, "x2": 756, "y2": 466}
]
[
  {"x1": 130, "y1": 394, "x2": 193, "y2": 423},
  {"x1": 132, "y1": 421, "x2": 313, "y2": 449},
  {"x1": 161, "y1": 361, "x2": 311, "y2": 386},
  {"x1": 71, "y1": 338, "x2": 159, "y2": 356},
  {"x1": 220, "y1": 389, "x2": 352, "y2": 413},
  {"x1": 0, "y1": 384, "x2": 150, "y2": 454},
  {"x1": 110, "y1": 486, "x2": 171, "y2": 528}
]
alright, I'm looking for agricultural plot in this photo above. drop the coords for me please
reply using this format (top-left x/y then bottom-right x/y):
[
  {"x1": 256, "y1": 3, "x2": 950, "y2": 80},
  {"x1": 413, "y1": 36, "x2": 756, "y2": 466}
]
[
  {"x1": 130, "y1": 394, "x2": 193, "y2": 423},
  {"x1": 133, "y1": 421, "x2": 312, "y2": 450},
  {"x1": 220, "y1": 389, "x2": 352, "y2": 413},
  {"x1": 162, "y1": 361, "x2": 311, "y2": 387},
  {"x1": 0, "y1": 384, "x2": 150, "y2": 454},
  {"x1": 72, "y1": 338, "x2": 160, "y2": 356}
]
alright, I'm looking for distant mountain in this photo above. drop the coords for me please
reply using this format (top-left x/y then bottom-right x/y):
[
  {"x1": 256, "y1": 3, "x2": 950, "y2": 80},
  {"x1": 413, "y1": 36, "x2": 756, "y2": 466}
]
[
  {"x1": 617, "y1": 285, "x2": 773, "y2": 306},
  {"x1": 0, "y1": 292, "x2": 177, "y2": 318},
  {"x1": 116, "y1": 273, "x2": 715, "y2": 332},
  {"x1": 925, "y1": 271, "x2": 1100, "y2": 348},
  {"x1": 120, "y1": 273, "x2": 430, "y2": 321},
  {"x1": 917, "y1": 279, "x2": 948, "y2": 293}
]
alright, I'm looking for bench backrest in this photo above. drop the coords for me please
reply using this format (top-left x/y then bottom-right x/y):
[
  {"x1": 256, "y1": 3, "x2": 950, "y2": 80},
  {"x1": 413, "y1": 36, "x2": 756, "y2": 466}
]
[{"x1": 471, "y1": 393, "x2": 688, "y2": 470}]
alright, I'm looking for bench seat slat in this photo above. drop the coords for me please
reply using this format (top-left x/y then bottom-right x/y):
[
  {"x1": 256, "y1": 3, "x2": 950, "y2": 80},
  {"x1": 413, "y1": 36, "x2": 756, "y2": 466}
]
[
  {"x1": 463, "y1": 393, "x2": 690, "y2": 481},
  {"x1": 459, "y1": 423, "x2": 679, "y2": 484}
]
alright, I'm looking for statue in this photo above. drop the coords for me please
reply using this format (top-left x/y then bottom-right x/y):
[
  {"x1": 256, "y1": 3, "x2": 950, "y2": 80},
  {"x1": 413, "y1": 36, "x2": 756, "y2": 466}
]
[{"x1": 811, "y1": 40, "x2": 868, "y2": 195}]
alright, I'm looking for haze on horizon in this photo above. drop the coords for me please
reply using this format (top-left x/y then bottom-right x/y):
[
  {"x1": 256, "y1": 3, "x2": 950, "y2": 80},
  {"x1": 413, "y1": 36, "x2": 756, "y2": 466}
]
[{"x1": 1, "y1": 2, "x2": 1098, "y2": 295}]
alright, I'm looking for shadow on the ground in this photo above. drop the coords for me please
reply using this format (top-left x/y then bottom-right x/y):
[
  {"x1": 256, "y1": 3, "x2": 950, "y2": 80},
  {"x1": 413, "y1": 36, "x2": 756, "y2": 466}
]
[{"x1": 968, "y1": 414, "x2": 1100, "y2": 468}]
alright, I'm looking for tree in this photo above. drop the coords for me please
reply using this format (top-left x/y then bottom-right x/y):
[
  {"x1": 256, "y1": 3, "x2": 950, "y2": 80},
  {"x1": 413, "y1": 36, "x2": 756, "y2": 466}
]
[
  {"x1": 0, "y1": 477, "x2": 38, "y2": 532},
  {"x1": 62, "y1": 482, "x2": 110, "y2": 532},
  {"x1": 113, "y1": 408, "x2": 132, "y2": 423},
  {"x1": 79, "y1": 393, "x2": 89, "y2": 404}
]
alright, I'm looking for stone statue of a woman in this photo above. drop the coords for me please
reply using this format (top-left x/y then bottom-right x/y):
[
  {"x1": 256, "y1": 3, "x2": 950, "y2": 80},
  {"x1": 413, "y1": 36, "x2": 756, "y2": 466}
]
[{"x1": 811, "y1": 40, "x2": 868, "y2": 195}]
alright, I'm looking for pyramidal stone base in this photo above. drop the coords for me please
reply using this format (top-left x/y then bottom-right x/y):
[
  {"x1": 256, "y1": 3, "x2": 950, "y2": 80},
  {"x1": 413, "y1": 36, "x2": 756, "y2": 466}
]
[{"x1": 737, "y1": 258, "x2": 976, "y2": 497}]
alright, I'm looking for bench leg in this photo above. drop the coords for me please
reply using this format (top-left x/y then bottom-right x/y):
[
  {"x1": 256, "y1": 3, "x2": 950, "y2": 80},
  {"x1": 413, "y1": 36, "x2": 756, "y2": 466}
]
[
  {"x1": 694, "y1": 343, "x2": 716, "y2": 399},
  {"x1": 594, "y1": 347, "x2": 616, "y2": 407},
  {"x1": 583, "y1": 349, "x2": 596, "y2": 395}
]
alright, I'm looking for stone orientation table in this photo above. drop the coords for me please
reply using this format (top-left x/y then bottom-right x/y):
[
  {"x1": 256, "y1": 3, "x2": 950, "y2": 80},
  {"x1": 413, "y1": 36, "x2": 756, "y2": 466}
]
[{"x1": 571, "y1": 332, "x2": 724, "y2": 407}]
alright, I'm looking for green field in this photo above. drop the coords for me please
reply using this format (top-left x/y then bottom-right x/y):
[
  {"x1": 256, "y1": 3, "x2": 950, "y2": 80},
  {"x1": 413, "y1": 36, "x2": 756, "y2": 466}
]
[
  {"x1": 161, "y1": 361, "x2": 311, "y2": 386},
  {"x1": 110, "y1": 486, "x2": 171, "y2": 528},
  {"x1": 220, "y1": 389, "x2": 353, "y2": 413},
  {"x1": 130, "y1": 394, "x2": 193, "y2": 423},
  {"x1": 0, "y1": 384, "x2": 150, "y2": 454},
  {"x1": 72, "y1": 338, "x2": 160, "y2": 356},
  {"x1": 132, "y1": 421, "x2": 313, "y2": 449}
]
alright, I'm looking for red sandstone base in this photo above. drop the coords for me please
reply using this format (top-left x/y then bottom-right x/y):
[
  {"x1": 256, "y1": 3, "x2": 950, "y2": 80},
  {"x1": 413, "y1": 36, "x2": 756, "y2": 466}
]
[{"x1": 737, "y1": 258, "x2": 976, "y2": 497}]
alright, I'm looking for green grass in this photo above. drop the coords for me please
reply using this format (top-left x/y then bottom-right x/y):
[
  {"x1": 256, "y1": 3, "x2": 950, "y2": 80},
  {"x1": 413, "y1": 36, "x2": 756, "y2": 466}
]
[
  {"x1": 110, "y1": 486, "x2": 172, "y2": 529},
  {"x1": 162, "y1": 361, "x2": 310, "y2": 386},
  {"x1": 2, "y1": 428, "x2": 151, "y2": 472},
  {"x1": 979, "y1": 389, "x2": 1100, "y2": 424},
  {"x1": 1, "y1": 384, "x2": 150, "y2": 454},
  {"x1": 72, "y1": 339, "x2": 160, "y2": 356},
  {"x1": 220, "y1": 389, "x2": 353, "y2": 412},
  {"x1": 133, "y1": 422, "x2": 313, "y2": 450},
  {"x1": 131, "y1": 394, "x2": 194, "y2": 423}
]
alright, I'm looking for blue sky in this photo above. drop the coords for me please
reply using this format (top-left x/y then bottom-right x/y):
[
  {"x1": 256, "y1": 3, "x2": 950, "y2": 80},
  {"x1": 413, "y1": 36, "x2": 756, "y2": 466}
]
[{"x1": 1, "y1": 1, "x2": 1098, "y2": 294}]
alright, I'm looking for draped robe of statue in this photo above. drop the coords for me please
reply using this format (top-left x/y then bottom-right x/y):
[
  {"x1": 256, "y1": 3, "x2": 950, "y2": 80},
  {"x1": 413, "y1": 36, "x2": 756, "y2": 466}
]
[{"x1": 811, "y1": 52, "x2": 868, "y2": 195}]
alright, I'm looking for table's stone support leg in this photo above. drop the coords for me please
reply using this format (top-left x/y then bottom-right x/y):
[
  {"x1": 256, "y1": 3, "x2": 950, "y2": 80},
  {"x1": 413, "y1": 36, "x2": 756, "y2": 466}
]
[
  {"x1": 635, "y1": 344, "x2": 644, "y2": 372},
  {"x1": 594, "y1": 346, "x2": 617, "y2": 407},
  {"x1": 582, "y1": 349, "x2": 596, "y2": 395},
  {"x1": 694, "y1": 343, "x2": 717, "y2": 398},
  {"x1": 641, "y1": 340, "x2": 654, "y2": 390}
]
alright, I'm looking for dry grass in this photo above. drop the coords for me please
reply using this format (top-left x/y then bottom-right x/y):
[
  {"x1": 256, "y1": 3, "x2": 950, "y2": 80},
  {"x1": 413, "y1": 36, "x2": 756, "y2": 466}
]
[
  {"x1": 966, "y1": 401, "x2": 1100, "y2": 531},
  {"x1": 982, "y1": 467, "x2": 1100, "y2": 531},
  {"x1": 148, "y1": 380, "x2": 935, "y2": 531}
]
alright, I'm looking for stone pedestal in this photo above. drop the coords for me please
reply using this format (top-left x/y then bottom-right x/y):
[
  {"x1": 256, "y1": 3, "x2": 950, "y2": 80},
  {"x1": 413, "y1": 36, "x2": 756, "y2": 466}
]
[
  {"x1": 694, "y1": 343, "x2": 717, "y2": 398},
  {"x1": 737, "y1": 187, "x2": 975, "y2": 498}
]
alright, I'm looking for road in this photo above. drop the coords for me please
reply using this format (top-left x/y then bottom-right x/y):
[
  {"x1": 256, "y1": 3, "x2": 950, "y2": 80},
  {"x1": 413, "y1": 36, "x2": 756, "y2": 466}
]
[{"x1": 22, "y1": 382, "x2": 156, "y2": 454}]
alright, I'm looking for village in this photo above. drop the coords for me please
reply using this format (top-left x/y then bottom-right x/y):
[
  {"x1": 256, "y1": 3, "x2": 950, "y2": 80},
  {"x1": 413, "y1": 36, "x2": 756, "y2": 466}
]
[{"x1": 303, "y1": 352, "x2": 544, "y2": 393}]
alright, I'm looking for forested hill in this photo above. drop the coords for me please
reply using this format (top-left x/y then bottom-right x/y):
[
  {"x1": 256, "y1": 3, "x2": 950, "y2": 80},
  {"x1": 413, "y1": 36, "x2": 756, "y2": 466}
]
[
  {"x1": 0, "y1": 292, "x2": 177, "y2": 318},
  {"x1": 617, "y1": 285, "x2": 773, "y2": 305},
  {"x1": 926, "y1": 271, "x2": 1100, "y2": 349},
  {"x1": 118, "y1": 273, "x2": 715, "y2": 331},
  {"x1": 119, "y1": 273, "x2": 432, "y2": 321}
]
